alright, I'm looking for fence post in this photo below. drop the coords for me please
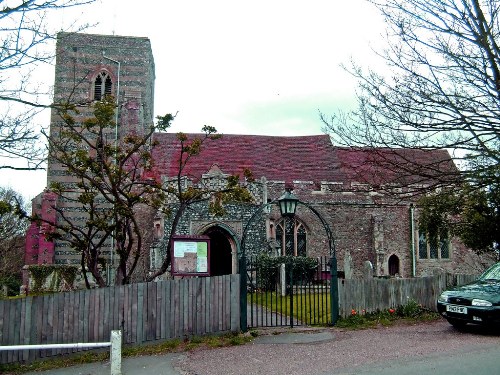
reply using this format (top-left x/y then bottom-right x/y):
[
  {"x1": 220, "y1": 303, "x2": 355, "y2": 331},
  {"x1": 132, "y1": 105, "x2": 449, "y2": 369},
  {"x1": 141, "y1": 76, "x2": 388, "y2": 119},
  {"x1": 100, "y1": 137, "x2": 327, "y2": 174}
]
[
  {"x1": 239, "y1": 256, "x2": 248, "y2": 332},
  {"x1": 330, "y1": 257, "x2": 339, "y2": 325},
  {"x1": 289, "y1": 264, "x2": 294, "y2": 328},
  {"x1": 110, "y1": 330, "x2": 122, "y2": 375}
]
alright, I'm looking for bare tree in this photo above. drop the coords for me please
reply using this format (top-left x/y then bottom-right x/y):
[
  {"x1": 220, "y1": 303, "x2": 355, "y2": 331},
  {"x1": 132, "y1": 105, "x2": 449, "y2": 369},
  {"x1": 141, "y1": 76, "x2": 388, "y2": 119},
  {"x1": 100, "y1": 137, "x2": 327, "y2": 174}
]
[
  {"x1": 322, "y1": 0, "x2": 500, "y2": 183},
  {"x1": 0, "y1": 0, "x2": 95, "y2": 170},
  {"x1": 321, "y1": 0, "x2": 500, "y2": 252},
  {"x1": 0, "y1": 187, "x2": 29, "y2": 295}
]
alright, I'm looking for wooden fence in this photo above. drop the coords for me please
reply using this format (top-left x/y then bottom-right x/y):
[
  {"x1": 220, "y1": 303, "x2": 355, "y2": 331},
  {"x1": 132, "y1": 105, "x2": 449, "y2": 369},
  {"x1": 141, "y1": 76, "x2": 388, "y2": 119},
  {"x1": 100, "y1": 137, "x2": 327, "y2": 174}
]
[
  {"x1": 0, "y1": 275, "x2": 240, "y2": 364},
  {"x1": 338, "y1": 273, "x2": 478, "y2": 317},
  {"x1": 0, "y1": 272, "x2": 477, "y2": 364}
]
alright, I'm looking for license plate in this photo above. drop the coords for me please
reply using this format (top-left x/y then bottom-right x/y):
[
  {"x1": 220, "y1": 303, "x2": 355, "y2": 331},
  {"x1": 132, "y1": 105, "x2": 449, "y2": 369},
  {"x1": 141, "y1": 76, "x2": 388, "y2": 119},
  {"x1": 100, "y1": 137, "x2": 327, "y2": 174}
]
[{"x1": 446, "y1": 305, "x2": 467, "y2": 314}]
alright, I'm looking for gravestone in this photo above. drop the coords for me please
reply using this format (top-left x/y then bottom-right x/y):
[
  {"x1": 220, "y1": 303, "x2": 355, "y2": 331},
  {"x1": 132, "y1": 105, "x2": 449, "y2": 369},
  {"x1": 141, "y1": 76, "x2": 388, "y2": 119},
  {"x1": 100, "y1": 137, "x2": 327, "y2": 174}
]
[
  {"x1": 363, "y1": 260, "x2": 373, "y2": 279},
  {"x1": 344, "y1": 251, "x2": 354, "y2": 279}
]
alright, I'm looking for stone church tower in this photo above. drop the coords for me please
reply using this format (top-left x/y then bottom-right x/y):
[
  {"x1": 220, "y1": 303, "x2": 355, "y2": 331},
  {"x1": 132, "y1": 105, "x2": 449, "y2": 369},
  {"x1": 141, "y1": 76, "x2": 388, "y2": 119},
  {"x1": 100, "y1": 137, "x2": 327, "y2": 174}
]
[{"x1": 25, "y1": 33, "x2": 155, "y2": 269}]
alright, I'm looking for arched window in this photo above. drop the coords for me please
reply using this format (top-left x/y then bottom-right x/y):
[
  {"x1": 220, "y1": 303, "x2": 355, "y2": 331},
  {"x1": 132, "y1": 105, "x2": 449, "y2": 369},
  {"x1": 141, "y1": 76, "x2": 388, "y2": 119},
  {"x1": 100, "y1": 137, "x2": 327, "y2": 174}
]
[
  {"x1": 275, "y1": 217, "x2": 307, "y2": 256},
  {"x1": 93, "y1": 71, "x2": 113, "y2": 101},
  {"x1": 388, "y1": 254, "x2": 399, "y2": 276}
]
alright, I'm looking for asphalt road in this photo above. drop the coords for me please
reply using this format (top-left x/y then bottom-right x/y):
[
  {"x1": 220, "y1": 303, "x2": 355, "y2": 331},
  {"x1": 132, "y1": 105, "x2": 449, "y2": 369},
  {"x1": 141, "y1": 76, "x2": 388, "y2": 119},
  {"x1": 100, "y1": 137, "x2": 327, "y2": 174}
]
[
  {"x1": 22, "y1": 320, "x2": 500, "y2": 375},
  {"x1": 178, "y1": 320, "x2": 500, "y2": 375},
  {"x1": 328, "y1": 345, "x2": 500, "y2": 375}
]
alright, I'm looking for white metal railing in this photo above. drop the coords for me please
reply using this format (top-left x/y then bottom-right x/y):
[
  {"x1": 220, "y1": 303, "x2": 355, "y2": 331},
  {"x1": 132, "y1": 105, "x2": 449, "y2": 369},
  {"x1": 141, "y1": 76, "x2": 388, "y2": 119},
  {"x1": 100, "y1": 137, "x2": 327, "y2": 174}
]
[{"x1": 0, "y1": 330, "x2": 122, "y2": 375}]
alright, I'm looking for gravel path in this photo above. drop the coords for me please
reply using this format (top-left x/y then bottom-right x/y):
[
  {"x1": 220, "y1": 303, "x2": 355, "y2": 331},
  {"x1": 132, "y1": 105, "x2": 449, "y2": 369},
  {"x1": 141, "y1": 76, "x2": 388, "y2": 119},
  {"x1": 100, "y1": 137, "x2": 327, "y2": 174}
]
[{"x1": 175, "y1": 320, "x2": 500, "y2": 375}]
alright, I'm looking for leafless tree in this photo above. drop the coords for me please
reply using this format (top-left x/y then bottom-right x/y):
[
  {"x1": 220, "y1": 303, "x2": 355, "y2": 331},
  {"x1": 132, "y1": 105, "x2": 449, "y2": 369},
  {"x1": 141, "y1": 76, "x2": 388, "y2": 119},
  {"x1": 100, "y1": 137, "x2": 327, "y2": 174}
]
[
  {"x1": 0, "y1": 187, "x2": 29, "y2": 294},
  {"x1": 321, "y1": 0, "x2": 500, "y2": 252},
  {"x1": 321, "y1": 0, "x2": 500, "y2": 191},
  {"x1": 0, "y1": 0, "x2": 95, "y2": 170}
]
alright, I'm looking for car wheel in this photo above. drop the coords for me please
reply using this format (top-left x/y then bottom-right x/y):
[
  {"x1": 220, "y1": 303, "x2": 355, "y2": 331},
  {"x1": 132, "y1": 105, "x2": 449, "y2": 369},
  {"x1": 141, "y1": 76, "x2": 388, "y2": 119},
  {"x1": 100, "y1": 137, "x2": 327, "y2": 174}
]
[{"x1": 447, "y1": 318, "x2": 467, "y2": 329}]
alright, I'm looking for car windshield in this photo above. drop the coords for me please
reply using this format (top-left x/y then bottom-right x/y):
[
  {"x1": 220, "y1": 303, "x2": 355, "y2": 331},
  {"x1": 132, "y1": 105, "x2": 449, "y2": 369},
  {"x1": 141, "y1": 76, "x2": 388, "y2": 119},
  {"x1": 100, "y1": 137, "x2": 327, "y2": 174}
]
[{"x1": 479, "y1": 262, "x2": 500, "y2": 281}]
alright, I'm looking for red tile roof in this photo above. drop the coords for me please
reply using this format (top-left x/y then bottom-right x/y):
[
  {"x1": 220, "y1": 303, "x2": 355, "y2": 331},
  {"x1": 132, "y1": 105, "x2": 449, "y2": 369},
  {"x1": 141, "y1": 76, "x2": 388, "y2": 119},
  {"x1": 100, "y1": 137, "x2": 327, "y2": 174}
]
[
  {"x1": 335, "y1": 147, "x2": 457, "y2": 187},
  {"x1": 151, "y1": 133, "x2": 456, "y2": 186}
]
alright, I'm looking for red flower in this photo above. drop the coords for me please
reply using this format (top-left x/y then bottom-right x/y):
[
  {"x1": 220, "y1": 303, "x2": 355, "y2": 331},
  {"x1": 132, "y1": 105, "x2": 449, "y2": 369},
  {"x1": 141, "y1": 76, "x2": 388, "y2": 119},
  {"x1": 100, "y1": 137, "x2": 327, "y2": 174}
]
[
  {"x1": 389, "y1": 308, "x2": 395, "y2": 314},
  {"x1": 351, "y1": 309, "x2": 357, "y2": 315}
]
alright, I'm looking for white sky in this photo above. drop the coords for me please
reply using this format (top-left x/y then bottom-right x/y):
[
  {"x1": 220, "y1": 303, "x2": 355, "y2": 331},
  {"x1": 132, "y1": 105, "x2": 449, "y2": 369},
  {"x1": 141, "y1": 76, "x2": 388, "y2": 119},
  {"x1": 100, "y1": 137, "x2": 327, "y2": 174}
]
[{"x1": 3, "y1": 0, "x2": 386, "y2": 200}]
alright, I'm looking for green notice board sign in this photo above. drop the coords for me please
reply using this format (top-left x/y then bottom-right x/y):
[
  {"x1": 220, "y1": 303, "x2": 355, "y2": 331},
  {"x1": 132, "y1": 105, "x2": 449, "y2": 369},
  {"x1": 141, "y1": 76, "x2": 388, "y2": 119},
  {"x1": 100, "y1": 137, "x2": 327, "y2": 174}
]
[{"x1": 171, "y1": 236, "x2": 210, "y2": 276}]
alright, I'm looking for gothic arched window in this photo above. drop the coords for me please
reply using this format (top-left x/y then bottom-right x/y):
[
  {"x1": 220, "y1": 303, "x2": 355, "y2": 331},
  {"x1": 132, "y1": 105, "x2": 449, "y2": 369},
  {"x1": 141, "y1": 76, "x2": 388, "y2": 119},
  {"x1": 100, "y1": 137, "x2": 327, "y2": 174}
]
[
  {"x1": 275, "y1": 217, "x2": 307, "y2": 256},
  {"x1": 93, "y1": 71, "x2": 113, "y2": 101}
]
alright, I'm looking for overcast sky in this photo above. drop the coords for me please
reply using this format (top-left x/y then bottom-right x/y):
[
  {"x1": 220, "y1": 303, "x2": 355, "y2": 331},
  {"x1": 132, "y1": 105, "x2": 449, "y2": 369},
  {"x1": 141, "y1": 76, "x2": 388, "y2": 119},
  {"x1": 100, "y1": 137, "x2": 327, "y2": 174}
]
[{"x1": 4, "y1": 0, "x2": 386, "y2": 200}]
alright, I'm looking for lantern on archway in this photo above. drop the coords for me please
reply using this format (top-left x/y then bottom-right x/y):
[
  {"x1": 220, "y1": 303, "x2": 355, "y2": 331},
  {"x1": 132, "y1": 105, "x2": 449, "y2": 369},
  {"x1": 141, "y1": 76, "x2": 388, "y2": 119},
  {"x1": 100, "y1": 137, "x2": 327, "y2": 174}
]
[{"x1": 277, "y1": 190, "x2": 299, "y2": 217}]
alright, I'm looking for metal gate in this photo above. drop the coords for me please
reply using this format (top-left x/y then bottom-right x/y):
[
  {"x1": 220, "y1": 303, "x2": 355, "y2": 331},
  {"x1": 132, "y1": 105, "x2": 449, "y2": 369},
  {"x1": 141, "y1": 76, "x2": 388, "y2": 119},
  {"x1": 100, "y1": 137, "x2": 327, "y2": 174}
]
[{"x1": 240, "y1": 255, "x2": 334, "y2": 329}]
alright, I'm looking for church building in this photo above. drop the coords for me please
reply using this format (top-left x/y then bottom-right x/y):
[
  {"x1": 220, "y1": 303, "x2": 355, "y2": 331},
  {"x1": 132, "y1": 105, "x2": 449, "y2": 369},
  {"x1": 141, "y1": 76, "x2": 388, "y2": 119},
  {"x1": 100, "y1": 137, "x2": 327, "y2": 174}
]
[{"x1": 23, "y1": 33, "x2": 492, "y2": 289}]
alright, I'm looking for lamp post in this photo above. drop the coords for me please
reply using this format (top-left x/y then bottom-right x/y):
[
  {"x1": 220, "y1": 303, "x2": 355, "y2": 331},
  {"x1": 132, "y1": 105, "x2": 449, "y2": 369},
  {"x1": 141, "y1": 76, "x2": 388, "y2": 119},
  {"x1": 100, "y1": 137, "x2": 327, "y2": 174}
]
[{"x1": 239, "y1": 189, "x2": 339, "y2": 331}]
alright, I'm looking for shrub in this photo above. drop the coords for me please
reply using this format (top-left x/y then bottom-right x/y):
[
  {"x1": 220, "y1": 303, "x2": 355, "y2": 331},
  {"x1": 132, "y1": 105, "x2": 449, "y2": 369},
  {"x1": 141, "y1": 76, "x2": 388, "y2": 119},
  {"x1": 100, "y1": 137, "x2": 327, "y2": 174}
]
[{"x1": 253, "y1": 254, "x2": 318, "y2": 291}]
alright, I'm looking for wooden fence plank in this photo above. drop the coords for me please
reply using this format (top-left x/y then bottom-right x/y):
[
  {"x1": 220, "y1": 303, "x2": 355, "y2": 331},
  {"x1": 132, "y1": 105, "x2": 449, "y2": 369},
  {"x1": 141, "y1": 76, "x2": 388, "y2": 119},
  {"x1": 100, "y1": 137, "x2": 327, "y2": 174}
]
[
  {"x1": 215, "y1": 276, "x2": 224, "y2": 331},
  {"x1": 43, "y1": 295, "x2": 53, "y2": 356},
  {"x1": 135, "y1": 283, "x2": 141, "y2": 343},
  {"x1": 158, "y1": 282, "x2": 165, "y2": 339},
  {"x1": 205, "y1": 277, "x2": 212, "y2": 334},
  {"x1": 156, "y1": 282, "x2": 162, "y2": 340},
  {"x1": 163, "y1": 281, "x2": 171, "y2": 339},
  {"x1": 103, "y1": 287, "x2": 110, "y2": 341},
  {"x1": 223, "y1": 276, "x2": 230, "y2": 331},
  {"x1": 230, "y1": 275, "x2": 240, "y2": 332},
  {"x1": 0, "y1": 300, "x2": 6, "y2": 363},
  {"x1": 181, "y1": 279, "x2": 188, "y2": 336},
  {"x1": 195, "y1": 278, "x2": 203, "y2": 336},
  {"x1": 21, "y1": 297, "x2": 31, "y2": 361},
  {"x1": 98, "y1": 288, "x2": 105, "y2": 341},
  {"x1": 9, "y1": 300, "x2": 20, "y2": 362},
  {"x1": 50, "y1": 294, "x2": 59, "y2": 356},
  {"x1": 62, "y1": 293, "x2": 70, "y2": 354},
  {"x1": 148, "y1": 282, "x2": 157, "y2": 341},
  {"x1": 187, "y1": 278, "x2": 194, "y2": 336},
  {"x1": 172, "y1": 280, "x2": 179, "y2": 338}
]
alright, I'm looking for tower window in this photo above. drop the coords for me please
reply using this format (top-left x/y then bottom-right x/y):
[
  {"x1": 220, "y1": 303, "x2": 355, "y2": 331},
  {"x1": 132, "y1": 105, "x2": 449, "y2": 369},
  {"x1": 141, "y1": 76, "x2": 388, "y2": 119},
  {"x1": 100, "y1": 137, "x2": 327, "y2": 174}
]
[{"x1": 94, "y1": 71, "x2": 113, "y2": 101}]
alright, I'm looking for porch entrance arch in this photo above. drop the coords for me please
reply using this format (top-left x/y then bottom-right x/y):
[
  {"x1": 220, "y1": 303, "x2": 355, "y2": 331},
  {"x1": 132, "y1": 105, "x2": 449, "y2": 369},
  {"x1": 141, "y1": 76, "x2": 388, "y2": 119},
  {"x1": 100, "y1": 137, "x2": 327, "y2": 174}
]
[{"x1": 201, "y1": 225, "x2": 238, "y2": 276}]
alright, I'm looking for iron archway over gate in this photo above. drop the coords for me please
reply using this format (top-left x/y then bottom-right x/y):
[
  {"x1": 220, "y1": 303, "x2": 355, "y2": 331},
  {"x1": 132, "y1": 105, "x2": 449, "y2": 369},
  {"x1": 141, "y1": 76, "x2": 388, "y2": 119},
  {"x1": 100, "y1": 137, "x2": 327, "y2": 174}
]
[{"x1": 239, "y1": 198, "x2": 339, "y2": 331}]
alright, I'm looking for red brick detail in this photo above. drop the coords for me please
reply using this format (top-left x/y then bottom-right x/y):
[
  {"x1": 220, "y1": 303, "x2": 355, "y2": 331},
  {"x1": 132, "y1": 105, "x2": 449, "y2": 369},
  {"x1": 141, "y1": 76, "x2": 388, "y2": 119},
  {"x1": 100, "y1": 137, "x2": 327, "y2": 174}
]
[
  {"x1": 24, "y1": 223, "x2": 40, "y2": 265},
  {"x1": 37, "y1": 191, "x2": 57, "y2": 264}
]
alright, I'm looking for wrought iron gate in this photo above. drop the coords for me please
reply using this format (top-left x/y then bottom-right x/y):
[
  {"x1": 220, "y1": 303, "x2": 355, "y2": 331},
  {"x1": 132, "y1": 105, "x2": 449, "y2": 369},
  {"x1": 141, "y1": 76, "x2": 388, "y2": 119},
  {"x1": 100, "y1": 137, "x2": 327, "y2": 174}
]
[{"x1": 240, "y1": 255, "x2": 334, "y2": 329}]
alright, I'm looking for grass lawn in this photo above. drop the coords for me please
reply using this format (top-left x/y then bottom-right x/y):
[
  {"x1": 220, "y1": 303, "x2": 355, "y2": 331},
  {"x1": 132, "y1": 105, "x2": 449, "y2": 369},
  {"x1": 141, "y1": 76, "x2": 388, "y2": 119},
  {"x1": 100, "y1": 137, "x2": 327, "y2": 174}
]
[
  {"x1": 250, "y1": 292, "x2": 440, "y2": 329},
  {"x1": 251, "y1": 290, "x2": 331, "y2": 325}
]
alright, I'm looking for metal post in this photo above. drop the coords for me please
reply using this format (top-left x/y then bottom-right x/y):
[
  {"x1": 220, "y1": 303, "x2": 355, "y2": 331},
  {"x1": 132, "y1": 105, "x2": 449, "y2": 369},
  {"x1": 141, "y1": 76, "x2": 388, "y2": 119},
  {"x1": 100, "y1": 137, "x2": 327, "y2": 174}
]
[
  {"x1": 239, "y1": 255, "x2": 248, "y2": 332},
  {"x1": 280, "y1": 263, "x2": 286, "y2": 297},
  {"x1": 330, "y1": 257, "x2": 339, "y2": 325},
  {"x1": 289, "y1": 263, "x2": 294, "y2": 328}
]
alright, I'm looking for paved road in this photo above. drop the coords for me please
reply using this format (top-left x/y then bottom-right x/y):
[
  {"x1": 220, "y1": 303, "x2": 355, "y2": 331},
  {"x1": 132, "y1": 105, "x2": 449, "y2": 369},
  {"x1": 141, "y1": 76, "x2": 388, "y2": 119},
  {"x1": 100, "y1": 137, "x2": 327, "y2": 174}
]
[
  {"x1": 329, "y1": 345, "x2": 500, "y2": 375},
  {"x1": 22, "y1": 320, "x2": 499, "y2": 375}
]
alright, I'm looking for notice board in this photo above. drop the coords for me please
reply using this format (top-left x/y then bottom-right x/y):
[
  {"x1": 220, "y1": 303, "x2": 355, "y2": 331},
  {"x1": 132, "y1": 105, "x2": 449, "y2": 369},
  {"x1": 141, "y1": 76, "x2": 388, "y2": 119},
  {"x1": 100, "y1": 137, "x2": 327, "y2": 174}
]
[{"x1": 171, "y1": 235, "x2": 210, "y2": 276}]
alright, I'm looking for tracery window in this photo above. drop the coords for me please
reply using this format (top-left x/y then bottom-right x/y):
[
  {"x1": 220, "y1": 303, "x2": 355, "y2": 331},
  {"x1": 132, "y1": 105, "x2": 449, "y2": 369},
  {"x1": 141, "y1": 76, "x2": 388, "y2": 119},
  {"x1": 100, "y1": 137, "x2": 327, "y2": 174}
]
[
  {"x1": 275, "y1": 217, "x2": 307, "y2": 256},
  {"x1": 418, "y1": 231, "x2": 450, "y2": 260},
  {"x1": 93, "y1": 71, "x2": 113, "y2": 101}
]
